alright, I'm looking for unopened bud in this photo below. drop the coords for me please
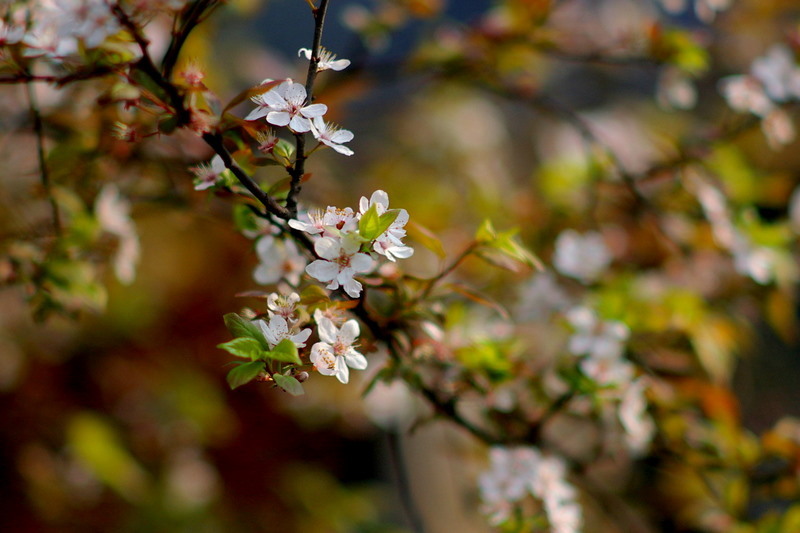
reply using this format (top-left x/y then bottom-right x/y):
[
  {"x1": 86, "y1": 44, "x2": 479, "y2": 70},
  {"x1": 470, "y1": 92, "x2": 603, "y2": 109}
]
[{"x1": 294, "y1": 371, "x2": 309, "y2": 383}]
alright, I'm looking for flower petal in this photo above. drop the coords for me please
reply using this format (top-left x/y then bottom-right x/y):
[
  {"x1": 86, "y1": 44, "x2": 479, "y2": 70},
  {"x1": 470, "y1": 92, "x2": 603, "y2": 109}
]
[{"x1": 306, "y1": 259, "x2": 339, "y2": 282}]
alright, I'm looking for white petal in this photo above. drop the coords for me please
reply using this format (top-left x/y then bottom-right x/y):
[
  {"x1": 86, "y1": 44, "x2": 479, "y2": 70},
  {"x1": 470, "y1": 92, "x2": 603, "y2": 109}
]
[
  {"x1": 289, "y1": 115, "x2": 312, "y2": 133},
  {"x1": 255, "y1": 235, "x2": 276, "y2": 259},
  {"x1": 335, "y1": 359, "x2": 350, "y2": 384},
  {"x1": 298, "y1": 48, "x2": 312, "y2": 59},
  {"x1": 266, "y1": 111, "x2": 291, "y2": 127},
  {"x1": 329, "y1": 129, "x2": 354, "y2": 143},
  {"x1": 388, "y1": 246, "x2": 414, "y2": 260},
  {"x1": 284, "y1": 82, "x2": 307, "y2": 104},
  {"x1": 290, "y1": 327, "x2": 312, "y2": 347},
  {"x1": 339, "y1": 319, "x2": 360, "y2": 345},
  {"x1": 253, "y1": 263, "x2": 280, "y2": 285},
  {"x1": 305, "y1": 259, "x2": 339, "y2": 282},
  {"x1": 317, "y1": 317, "x2": 338, "y2": 344},
  {"x1": 301, "y1": 103, "x2": 328, "y2": 118},
  {"x1": 327, "y1": 58, "x2": 351, "y2": 71},
  {"x1": 330, "y1": 143, "x2": 354, "y2": 156},
  {"x1": 370, "y1": 190, "x2": 389, "y2": 210},
  {"x1": 344, "y1": 351, "x2": 367, "y2": 370},
  {"x1": 341, "y1": 276, "x2": 363, "y2": 298},
  {"x1": 244, "y1": 107, "x2": 269, "y2": 121},
  {"x1": 350, "y1": 252, "x2": 375, "y2": 273},
  {"x1": 314, "y1": 237, "x2": 341, "y2": 260}
]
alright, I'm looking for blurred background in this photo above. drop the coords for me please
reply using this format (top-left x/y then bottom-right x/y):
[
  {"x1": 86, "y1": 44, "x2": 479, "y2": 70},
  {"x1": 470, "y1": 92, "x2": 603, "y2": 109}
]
[{"x1": 2, "y1": 0, "x2": 800, "y2": 531}]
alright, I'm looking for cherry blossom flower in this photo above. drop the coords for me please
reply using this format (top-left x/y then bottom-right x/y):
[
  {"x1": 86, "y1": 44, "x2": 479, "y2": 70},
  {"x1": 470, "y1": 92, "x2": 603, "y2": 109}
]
[
  {"x1": 309, "y1": 317, "x2": 367, "y2": 384},
  {"x1": 255, "y1": 129, "x2": 279, "y2": 154},
  {"x1": 553, "y1": 229, "x2": 612, "y2": 283},
  {"x1": 267, "y1": 292, "x2": 300, "y2": 321},
  {"x1": 619, "y1": 378, "x2": 656, "y2": 455},
  {"x1": 288, "y1": 206, "x2": 358, "y2": 237},
  {"x1": 245, "y1": 79, "x2": 327, "y2": 133},
  {"x1": 305, "y1": 234, "x2": 375, "y2": 297},
  {"x1": 751, "y1": 45, "x2": 800, "y2": 102},
  {"x1": 566, "y1": 307, "x2": 633, "y2": 387},
  {"x1": 95, "y1": 184, "x2": 140, "y2": 285},
  {"x1": 479, "y1": 446, "x2": 582, "y2": 532},
  {"x1": 310, "y1": 116, "x2": 354, "y2": 156},
  {"x1": 719, "y1": 75, "x2": 774, "y2": 117},
  {"x1": 657, "y1": 67, "x2": 697, "y2": 110},
  {"x1": 190, "y1": 155, "x2": 226, "y2": 191},
  {"x1": 516, "y1": 272, "x2": 571, "y2": 321},
  {"x1": 566, "y1": 307, "x2": 629, "y2": 360},
  {"x1": 256, "y1": 314, "x2": 311, "y2": 350},
  {"x1": 358, "y1": 190, "x2": 414, "y2": 261},
  {"x1": 253, "y1": 236, "x2": 306, "y2": 286},
  {"x1": 298, "y1": 47, "x2": 351, "y2": 71}
]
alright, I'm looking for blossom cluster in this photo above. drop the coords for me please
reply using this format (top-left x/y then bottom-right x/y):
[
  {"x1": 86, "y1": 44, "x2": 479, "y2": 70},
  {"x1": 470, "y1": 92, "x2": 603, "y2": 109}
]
[
  {"x1": 479, "y1": 446, "x2": 582, "y2": 533},
  {"x1": 565, "y1": 306, "x2": 654, "y2": 454},
  {"x1": 1, "y1": 0, "x2": 121, "y2": 58},
  {"x1": 289, "y1": 190, "x2": 414, "y2": 297},
  {"x1": 250, "y1": 291, "x2": 368, "y2": 385},
  {"x1": 244, "y1": 48, "x2": 354, "y2": 156},
  {"x1": 720, "y1": 44, "x2": 800, "y2": 148}
]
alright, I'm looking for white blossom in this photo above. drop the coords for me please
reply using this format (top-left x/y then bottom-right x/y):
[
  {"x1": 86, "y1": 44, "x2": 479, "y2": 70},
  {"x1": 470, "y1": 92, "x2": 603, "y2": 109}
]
[
  {"x1": 245, "y1": 79, "x2": 327, "y2": 133},
  {"x1": 310, "y1": 116, "x2": 355, "y2": 156},
  {"x1": 719, "y1": 75, "x2": 774, "y2": 117},
  {"x1": 309, "y1": 317, "x2": 367, "y2": 384},
  {"x1": 566, "y1": 307, "x2": 632, "y2": 387},
  {"x1": 267, "y1": 292, "x2": 301, "y2": 321},
  {"x1": 253, "y1": 236, "x2": 306, "y2": 286},
  {"x1": 619, "y1": 378, "x2": 656, "y2": 455},
  {"x1": 298, "y1": 47, "x2": 351, "y2": 71},
  {"x1": 657, "y1": 67, "x2": 697, "y2": 110},
  {"x1": 256, "y1": 314, "x2": 311, "y2": 350},
  {"x1": 358, "y1": 190, "x2": 414, "y2": 261},
  {"x1": 95, "y1": 184, "x2": 140, "y2": 285},
  {"x1": 751, "y1": 45, "x2": 800, "y2": 102},
  {"x1": 305, "y1": 234, "x2": 375, "y2": 297},
  {"x1": 288, "y1": 206, "x2": 358, "y2": 237},
  {"x1": 190, "y1": 155, "x2": 226, "y2": 191},
  {"x1": 479, "y1": 446, "x2": 582, "y2": 532},
  {"x1": 553, "y1": 229, "x2": 612, "y2": 283}
]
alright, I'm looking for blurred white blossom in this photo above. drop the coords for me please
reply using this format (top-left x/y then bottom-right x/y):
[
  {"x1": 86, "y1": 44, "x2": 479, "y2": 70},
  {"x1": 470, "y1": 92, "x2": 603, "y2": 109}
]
[{"x1": 553, "y1": 230, "x2": 612, "y2": 283}]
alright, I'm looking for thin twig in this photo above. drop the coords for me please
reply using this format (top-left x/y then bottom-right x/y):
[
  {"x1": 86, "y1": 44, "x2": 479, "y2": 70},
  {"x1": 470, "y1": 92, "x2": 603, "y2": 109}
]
[
  {"x1": 286, "y1": 0, "x2": 331, "y2": 217},
  {"x1": 26, "y1": 83, "x2": 61, "y2": 237}
]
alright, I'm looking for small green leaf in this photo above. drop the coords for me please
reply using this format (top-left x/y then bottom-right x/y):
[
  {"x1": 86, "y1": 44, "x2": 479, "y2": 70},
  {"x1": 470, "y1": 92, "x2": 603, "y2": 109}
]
[
  {"x1": 266, "y1": 338, "x2": 301, "y2": 365},
  {"x1": 359, "y1": 206, "x2": 399, "y2": 241},
  {"x1": 223, "y1": 313, "x2": 270, "y2": 350},
  {"x1": 406, "y1": 220, "x2": 446, "y2": 259},
  {"x1": 217, "y1": 337, "x2": 265, "y2": 360},
  {"x1": 273, "y1": 373, "x2": 305, "y2": 396},
  {"x1": 226, "y1": 361, "x2": 264, "y2": 389},
  {"x1": 273, "y1": 139, "x2": 295, "y2": 161},
  {"x1": 475, "y1": 219, "x2": 496, "y2": 243}
]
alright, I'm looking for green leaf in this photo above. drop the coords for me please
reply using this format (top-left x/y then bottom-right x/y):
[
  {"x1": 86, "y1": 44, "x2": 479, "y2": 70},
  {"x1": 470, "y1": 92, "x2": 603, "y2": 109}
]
[
  {"x1": 475, "y1": 219, "x2": 496, "y2": 243},
  {"x1": 265, "y1": 338, "x2": 301, "y2": 365},
  {"x1": 273, "y1": 139, "x2": 295, "y2": 162},
  {"x1": 217, "y1": 337, "x2": 264, "y2": 360},
  {"x1": 273, "y1": 373, "x2": 305, "y2": 396},
  {"x1": 359, "y1": 206, "x2": 399, "y2": 241},
  {"x1": 226, "y1": 361, "x2": 264, "y2": 389},
  {"x1": 406, "y1": 220, "x2": 446, "y2": 259},
  {"x1": 223, "y1": 313, "x2": 270, "y2": 350}
]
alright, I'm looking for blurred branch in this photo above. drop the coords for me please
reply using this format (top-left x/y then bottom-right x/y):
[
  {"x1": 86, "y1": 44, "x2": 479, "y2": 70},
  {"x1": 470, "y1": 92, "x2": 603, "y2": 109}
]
[
  {"x1": 161, "y1": 0, "x2": 222, "y2": 80},
  {"x1": 25, "y1": 83, "x2": 60, "y2": 237}
]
